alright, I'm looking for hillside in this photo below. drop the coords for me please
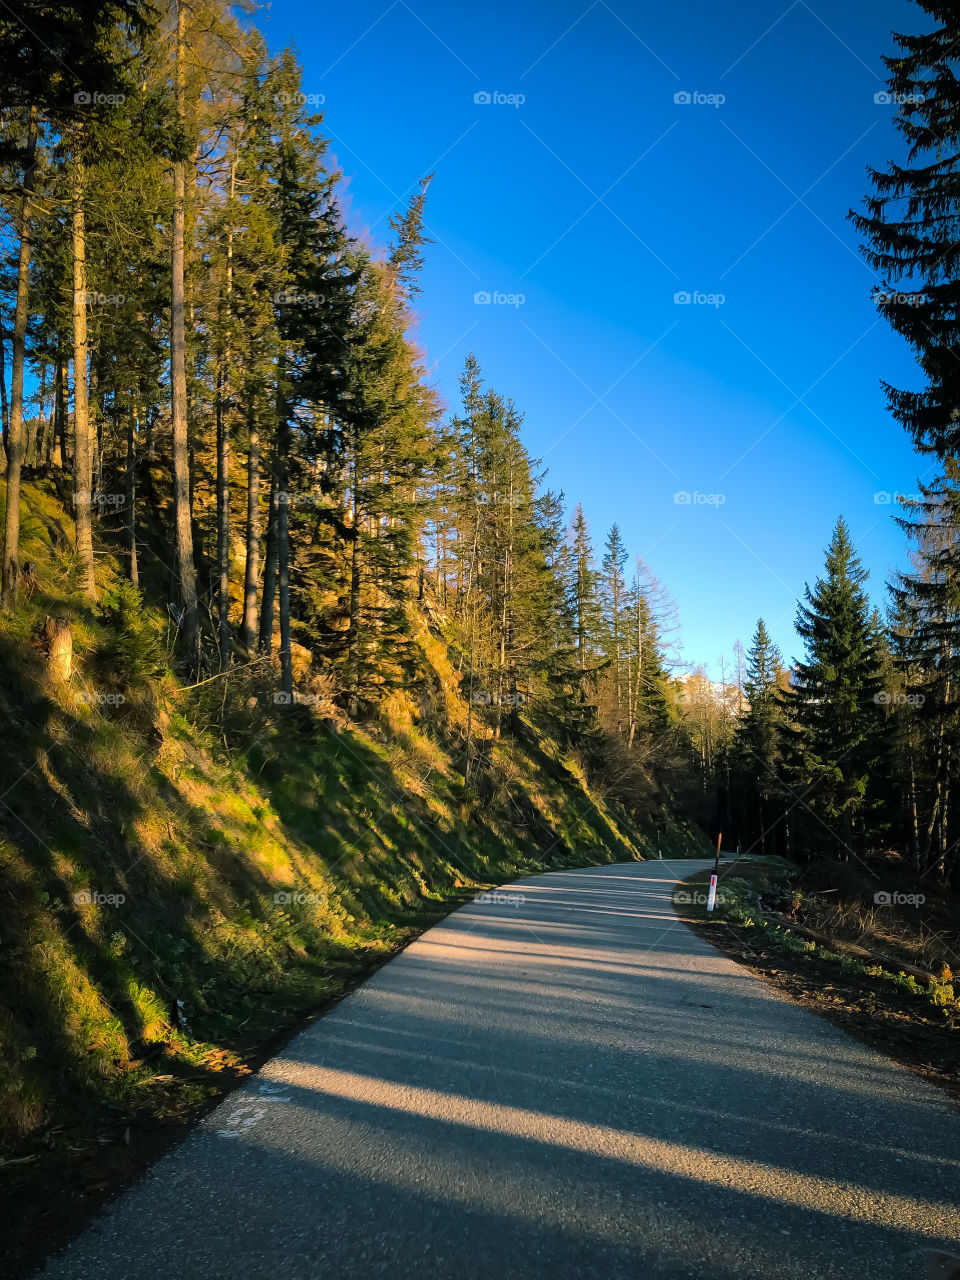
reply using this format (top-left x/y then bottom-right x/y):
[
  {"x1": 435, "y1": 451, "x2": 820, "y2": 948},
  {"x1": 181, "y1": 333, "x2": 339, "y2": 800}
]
[{"x1": 0, "y1": 474, "x2": 705, "y2": 1170}]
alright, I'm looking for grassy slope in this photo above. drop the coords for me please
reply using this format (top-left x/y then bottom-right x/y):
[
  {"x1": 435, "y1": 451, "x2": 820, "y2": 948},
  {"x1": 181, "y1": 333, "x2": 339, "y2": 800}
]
[{"x1": 0, "y1": 475, "x2": 707, "y2": 1149}]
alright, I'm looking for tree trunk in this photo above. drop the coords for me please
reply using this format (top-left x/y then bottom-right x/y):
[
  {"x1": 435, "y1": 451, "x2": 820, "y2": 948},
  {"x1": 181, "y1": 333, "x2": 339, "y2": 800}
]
[
  {"x1": 215, "y1": 360, "x2": 230, "y2": 665},
  {"x1": 126, "y1": 405, "x2": 138, "y2": 586},
  {"x1": 0, "y1": 313, "x2": 9, "y2": 453},
  {"x1": 278, "y1": 469, "x2": 293, "y2": 698},
  {"x1": 241, "y1": 395, "x2": 259, "y2": 650},
  {"x1": 42, "y1": 616, "x2": 72, "y2": 682},
  {"x1": 71, "y1": 150, "x2": 96, "y2": 603},
  {"x1": 346, "y1": 447, "x2": 361, "y2": 702},
  {"x1": 55, "y1": 353, "x2": 67, "y2": 467},
  {"x1": 90, "y1": 351, "x2": 101, "y2": 496},
  {"x1": 1, "y1": 107, "x2": 37, "y2": 609},
  {"x1": 216, "y1": 157, "x2": 236, "y2": 668},
  {"x1": 170, "y1": 0, "x2": 200, "y2": 668},
  {"x1": 258, "y1": 469, "x2": 278, "y2": 653},
  {"x1": 34, "y1": 361, "x2": 47, "y2": 466},
  {"x1": 909, "y1": 748, "x2": 920, "y2": 871}
]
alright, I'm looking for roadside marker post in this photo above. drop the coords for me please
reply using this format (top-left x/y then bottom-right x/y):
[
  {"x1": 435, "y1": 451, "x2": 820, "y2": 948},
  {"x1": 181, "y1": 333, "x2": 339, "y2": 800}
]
[
  {"x1": 707, "y1": 832, "x2": 721, "y2": 912},
  {"x1": 706, "y1": 873, "x2": 718, "y2": 912}
]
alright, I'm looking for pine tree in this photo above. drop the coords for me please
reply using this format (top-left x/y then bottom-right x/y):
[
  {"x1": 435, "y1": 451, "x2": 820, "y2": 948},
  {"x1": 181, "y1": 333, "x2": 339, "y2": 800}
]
[
  {"x1": 731, "y1": 619, "x2": 785, "y2": 854},
  {"x1": 852, "y1": 1, "x2": 960, "y2": 463},
  {"x1": 600, "y1": 522, "x2": 628, "y2": 733},
  {"x1": 387, "y1": 174, "x2": 434, "y2": 297},
  {"x1": 890, "y1": 473, "x2": 960, "y2": 881},
  {"x1": 0, "y1": 0, "x2": 151, "y2": 606},
  {"x1": 853, "y1": 2, "x2": 960, "y2": 887},
  {"x1": 783, "y1": 518, "x2": 884, "y2": 859},
  {"x1": 568, "y1": 503, "x2": 601, "y2": 672},
  {"x1": 627, "y1": 565, "x2": 674, "y2": 747}
]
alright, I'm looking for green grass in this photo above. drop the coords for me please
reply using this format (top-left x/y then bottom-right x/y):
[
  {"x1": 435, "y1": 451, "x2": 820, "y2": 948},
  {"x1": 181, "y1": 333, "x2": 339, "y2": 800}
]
[
  {"x1": 674, "y1": 862, "x2": 959, "y2": 1019},
  {"x1": 0, "y1": 476, "x2": 709, "y2": 1147}
]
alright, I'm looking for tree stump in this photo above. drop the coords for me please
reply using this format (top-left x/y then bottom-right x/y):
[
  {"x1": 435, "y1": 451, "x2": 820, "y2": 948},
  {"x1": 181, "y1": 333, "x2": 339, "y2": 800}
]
[{"x1": 40, "y1": 617, "x2": 72, "y2": 682}]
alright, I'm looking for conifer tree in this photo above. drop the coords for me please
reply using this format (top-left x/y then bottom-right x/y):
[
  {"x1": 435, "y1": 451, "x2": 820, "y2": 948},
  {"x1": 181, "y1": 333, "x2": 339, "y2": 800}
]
[
  {"x1": 731, "y1": 619, "x2": 785, "y2": 854},
  {"x1": 852, "y1": 0, "x2": 960, "y2": 464},
  {"x1": 568, "y1": 503, "x2": 601, "y2": 672},
  {"x1": 854, "y1": 0, "x2": 960, "y2": 886},
  {"x1": 600, "y1": 522, "x2": 628, "y2": 732},
  {"x1": 783, "y1": 518, "x2": 884, "y2": 858}
]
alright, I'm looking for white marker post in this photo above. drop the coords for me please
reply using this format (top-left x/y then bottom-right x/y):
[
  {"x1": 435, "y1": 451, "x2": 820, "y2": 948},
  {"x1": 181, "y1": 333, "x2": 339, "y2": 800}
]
[
  {"x1": 706, "y1": 872, "x2": 718, "y2": 912},
  {"x1": 706, "y1": 831, "x2": 722, "y2": 911}
]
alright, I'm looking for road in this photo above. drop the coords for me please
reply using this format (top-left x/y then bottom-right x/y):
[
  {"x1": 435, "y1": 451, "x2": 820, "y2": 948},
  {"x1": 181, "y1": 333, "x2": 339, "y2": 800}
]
[{"x1": 36, "y1": 859, "x2": 960, "y2": 1279}]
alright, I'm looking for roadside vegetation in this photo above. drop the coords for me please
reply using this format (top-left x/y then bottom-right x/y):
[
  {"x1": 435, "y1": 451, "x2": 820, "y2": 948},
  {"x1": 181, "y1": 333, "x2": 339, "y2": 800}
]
[{"x1": 676, "y1": 858, "x2": 960, "y2": 1100}]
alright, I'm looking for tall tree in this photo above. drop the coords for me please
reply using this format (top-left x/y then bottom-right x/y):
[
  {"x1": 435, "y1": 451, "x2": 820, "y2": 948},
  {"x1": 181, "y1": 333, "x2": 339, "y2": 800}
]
[
  {"x1": 71, "y1": 137, "x2": 96, "y2": 600},
  {"x1": 0, "y1": 108, "x2": 37, "y2": 607},
  {"x1": 600, "y1": 522, "x2": 628, "y2": 733},
  {"x1": 168, "y1": 0, "x2": 200, "y2": 666},
  {"x1": 568, "y1": 503, "x2": 600, "y2": 672},
  {"x1": 0, "y1": 0, "x2": 151, "y2": 606},
  {"x1": 852, "y1": 0, "x2": 960, "y2": 465},
  {"x1": 731, "y1": 619, "x2": 785, "y2": 854},
  {"x1": 782, "y1": 518, "x2": 884, "y2": 859}
]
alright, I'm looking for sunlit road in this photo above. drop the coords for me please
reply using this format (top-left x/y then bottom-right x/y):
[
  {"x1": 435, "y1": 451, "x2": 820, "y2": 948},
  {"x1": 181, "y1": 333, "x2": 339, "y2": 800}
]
[{"x1": 37, "y1": 860, "x2": 960, "y2": 1279}]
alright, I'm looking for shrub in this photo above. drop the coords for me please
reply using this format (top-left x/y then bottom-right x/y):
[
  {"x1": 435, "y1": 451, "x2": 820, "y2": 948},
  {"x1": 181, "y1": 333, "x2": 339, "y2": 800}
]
[{"x1": 95, "y1": 579, "x2": 164, "y2": 685}]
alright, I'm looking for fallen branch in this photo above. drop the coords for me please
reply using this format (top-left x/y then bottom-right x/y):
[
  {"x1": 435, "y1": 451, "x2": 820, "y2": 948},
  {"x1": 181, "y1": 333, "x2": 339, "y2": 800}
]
[{"x1": 770, "y1": 916, "x2": 939, "y2": 986}]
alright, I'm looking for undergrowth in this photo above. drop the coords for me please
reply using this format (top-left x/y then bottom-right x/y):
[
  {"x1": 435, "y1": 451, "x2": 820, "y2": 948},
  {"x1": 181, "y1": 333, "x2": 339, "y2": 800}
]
[{"x1": 0, "y1": 476, "x2": 708, "y2": 1146}]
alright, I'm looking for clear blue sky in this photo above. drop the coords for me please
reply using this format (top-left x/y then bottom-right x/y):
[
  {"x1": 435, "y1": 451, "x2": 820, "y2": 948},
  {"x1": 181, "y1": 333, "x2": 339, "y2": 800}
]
[{"x1": 256, "y1": 0, "x2": 926, "y2": 677}]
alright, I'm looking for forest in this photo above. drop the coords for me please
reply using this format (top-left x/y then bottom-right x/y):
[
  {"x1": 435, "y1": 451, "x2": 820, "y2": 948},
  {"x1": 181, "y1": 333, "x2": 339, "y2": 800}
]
[
  {"x1": 0, "y1": 0, "x2": 957, "y2": 1274},
  {"x1": 0, "y1": 1, "x2": 957, "y2": 889},
  {"x1": 1, "y1": 1, "x2": 960, "y2": 1230}
]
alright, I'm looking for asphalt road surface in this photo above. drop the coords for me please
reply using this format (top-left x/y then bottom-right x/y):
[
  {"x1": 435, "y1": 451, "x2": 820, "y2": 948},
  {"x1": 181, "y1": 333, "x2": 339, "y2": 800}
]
[{"x1": 36, "y1": 859, "x2": 960, "y2": 1279}]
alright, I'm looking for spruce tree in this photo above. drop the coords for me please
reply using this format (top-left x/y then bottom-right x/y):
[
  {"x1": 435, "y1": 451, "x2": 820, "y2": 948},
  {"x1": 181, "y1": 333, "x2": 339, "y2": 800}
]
[
  {"x1": 854, "y1": 1, "x2": 960, "y2": 887},
  {"x1": 600, "y1": 522, "x2": 628, "y2": 732},
  {"x1": 852, "y1": 1, "x2": 960, "y2": 463},
  {"x1": 783, "y1": 518, "x2": 884, "y2": 859},
  {"x1": 568, "y1": 503, "x2": 601, "y2": 672},
  {"x1": 732, "y1": 619, "x2": 785, "y2": 854}
]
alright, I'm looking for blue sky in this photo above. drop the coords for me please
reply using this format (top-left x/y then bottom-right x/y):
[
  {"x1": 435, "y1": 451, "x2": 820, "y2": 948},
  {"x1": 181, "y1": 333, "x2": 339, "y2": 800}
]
[{"x1": 256, "y1": 0, "x2": 926, "y2": 677}]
